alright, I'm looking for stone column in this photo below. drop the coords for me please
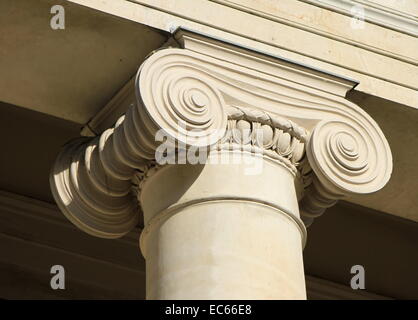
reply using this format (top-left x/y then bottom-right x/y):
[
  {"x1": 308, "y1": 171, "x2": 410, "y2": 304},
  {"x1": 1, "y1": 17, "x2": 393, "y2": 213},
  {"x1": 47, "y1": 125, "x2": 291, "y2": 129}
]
[
  {"x1": 49, "y1": 29, "x2": 392, "y2": 300},
  {"x1": 139, "y1": 131, "x2": 307, "y2": 299}
]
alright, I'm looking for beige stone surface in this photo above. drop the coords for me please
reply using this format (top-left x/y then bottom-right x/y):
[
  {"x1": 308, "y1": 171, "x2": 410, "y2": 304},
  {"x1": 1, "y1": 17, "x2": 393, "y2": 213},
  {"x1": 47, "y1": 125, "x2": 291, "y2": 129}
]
[
  {"x1": 0, "y1": 0, "x2": 415, "y2": 301},
  {"x1": 49, "y1": 31, "x2": 394, "y2": 299},
  {"x1": 69, "y1": 0, "x2": 418, "y2": 108},
  {"x1": 366, "y1": 0, "x2": 418, "y2": 16},
  {"x1": 140, "y1": 154, "x2": 306, "y2": 299},
  {"x1": 213, "y1": 0, "x2": 417, "y2": 58}
]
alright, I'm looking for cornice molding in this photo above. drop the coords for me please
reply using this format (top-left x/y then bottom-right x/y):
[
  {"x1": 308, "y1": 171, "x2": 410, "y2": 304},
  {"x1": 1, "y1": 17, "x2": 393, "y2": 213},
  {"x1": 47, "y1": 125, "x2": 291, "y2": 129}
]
[
  {"x1": 212, "y1": 0, "x2": 417, "y2": 39},
  {"x1": 51, "y1": 29, "x2": 392, "y2": 238},
  {"x1": 301, "y1": 0, "x2": 418, "y2": 36},
  {"x1": 66, "y1": 0, "x2": 417, "y2": 108}
]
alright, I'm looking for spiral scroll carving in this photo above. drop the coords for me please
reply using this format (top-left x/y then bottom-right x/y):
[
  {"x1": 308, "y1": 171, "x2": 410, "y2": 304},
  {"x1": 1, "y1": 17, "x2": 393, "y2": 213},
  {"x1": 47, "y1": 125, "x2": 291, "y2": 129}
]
[
  {"x1": 50, "y1": 49, "x2": 229, "y2": 238},
  {"x1": 307, "y1": 119, "x2": 391, "y2": 194},
  {"x1": 136, "y1": 49, "x2": 228, "y2": 148},
  {"x1": 50, "y1": 136, "x2": 140, "y2": 239},
  {"x1": 302, "y1": 118, "x2": 392, "y2": 218}
]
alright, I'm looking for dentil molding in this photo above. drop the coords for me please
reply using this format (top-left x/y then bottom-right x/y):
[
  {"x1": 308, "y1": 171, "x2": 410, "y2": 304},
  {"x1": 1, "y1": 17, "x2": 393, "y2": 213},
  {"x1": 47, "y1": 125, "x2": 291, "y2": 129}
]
[{"x1": 50, "y1": 29, "x2": 392, "y2": 238}]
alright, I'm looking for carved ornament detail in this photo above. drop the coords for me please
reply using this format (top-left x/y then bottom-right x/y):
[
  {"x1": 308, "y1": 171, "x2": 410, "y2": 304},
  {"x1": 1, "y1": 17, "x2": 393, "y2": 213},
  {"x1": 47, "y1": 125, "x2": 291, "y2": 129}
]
[{"x1": 50, "y1": 35, "x2": 392, "y2": 238}]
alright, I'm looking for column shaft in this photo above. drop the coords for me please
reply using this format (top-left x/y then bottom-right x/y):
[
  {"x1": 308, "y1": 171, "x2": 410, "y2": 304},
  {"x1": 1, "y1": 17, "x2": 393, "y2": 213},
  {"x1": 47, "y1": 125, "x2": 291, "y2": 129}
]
[{"x1": 139, "y1": 151, "x2": 307, "y2": 299}]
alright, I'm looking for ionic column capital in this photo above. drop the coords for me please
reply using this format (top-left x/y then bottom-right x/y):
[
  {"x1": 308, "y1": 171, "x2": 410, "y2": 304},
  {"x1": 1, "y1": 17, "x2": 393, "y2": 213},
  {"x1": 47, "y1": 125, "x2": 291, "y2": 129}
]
[{"x1": 50, "y1": 29, "x2": 392, "y2": 238}]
